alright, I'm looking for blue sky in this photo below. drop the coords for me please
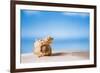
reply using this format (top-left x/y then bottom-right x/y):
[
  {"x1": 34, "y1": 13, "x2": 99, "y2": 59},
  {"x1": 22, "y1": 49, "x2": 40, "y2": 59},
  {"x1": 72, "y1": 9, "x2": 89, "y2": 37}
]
[{"x1": 21, "y1": 10, "x2": 90, "y2": 40}]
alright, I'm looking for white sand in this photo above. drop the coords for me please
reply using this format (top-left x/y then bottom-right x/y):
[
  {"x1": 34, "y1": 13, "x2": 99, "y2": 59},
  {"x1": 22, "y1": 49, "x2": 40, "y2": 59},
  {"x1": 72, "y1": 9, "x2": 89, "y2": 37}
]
[{"x1": 21, "y1": 51, "x2": 89, "y2": 63}]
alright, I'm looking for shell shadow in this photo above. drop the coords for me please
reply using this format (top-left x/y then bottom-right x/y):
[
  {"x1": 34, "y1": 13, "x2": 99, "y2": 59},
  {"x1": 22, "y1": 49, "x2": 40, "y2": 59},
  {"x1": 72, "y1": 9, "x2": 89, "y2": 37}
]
[{"x1": 51, "y1": 52, "x2": 68, "y2": 56}]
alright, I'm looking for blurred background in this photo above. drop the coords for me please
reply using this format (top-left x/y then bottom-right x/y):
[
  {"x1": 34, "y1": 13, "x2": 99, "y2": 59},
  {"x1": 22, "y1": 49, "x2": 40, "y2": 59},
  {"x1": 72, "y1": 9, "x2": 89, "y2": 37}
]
[{"x1": 21, "y1": 10, "x2": 90, "y2": 53}]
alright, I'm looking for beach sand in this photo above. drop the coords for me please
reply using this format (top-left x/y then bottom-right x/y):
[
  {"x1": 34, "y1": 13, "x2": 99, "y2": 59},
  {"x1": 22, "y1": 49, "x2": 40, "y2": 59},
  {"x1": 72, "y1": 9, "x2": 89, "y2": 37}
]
[{"x1": 21, "y1": 51, "x2": 89, "y2": 63}]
